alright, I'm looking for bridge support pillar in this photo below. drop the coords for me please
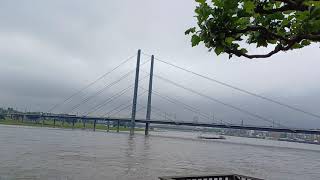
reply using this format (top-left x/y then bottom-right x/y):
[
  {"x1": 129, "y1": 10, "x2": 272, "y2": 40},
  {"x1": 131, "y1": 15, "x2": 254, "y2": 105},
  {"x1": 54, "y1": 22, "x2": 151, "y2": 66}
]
[
  {"x1": 72, "y1": 119, "x2": 75, "y2": 129},
  {"x1": 107, "y1": 120, "x2": 110, "y2": 132},
  {"x1": 117, "y1": 120, "x2": 120, "y2": 132},
  {"x1": 93, "y1": 119, "x2": 97, "y2": 131},
  {"x1": 145, "y1": 55, "x2": 154, "y2": 136},
  {"x1": 145, "y1": 123, "x2": 150, "y2": 136}
]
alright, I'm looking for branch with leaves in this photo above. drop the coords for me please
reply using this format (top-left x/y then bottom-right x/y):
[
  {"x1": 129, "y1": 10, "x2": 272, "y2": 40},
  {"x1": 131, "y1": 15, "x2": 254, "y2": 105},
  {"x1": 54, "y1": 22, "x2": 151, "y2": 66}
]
[{"x1": 186, "y1": 0, "x2": 320, "y2": 59}]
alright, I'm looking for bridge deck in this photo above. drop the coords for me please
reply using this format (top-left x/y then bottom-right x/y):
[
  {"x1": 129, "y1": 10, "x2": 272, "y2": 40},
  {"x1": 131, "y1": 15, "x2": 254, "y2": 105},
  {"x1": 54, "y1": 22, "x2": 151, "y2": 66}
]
[{"x1": 7, "y1": 113, "x2": 320, "y2": 135}]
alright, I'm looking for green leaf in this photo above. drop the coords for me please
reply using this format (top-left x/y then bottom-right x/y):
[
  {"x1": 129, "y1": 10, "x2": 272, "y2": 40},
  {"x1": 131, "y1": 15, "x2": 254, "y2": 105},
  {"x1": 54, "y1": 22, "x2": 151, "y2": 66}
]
[
  {"x1": 269, "y1": 12, "x2": 284, "y2": 20},
  {"x1": 214, "y1": 46, "x2": 224, "y2": 55},
  {"x1": 292, "y1": 43, "x2": 303, "y2": 49},
  {"x1": 225, "y1": 37, "x2": 235, "y2": 46},
  {"x1": 195, "y1": 0, "x2": 206, "y2": 4},
  {"x1": 243, "y1": 0, "x2": 255, "y2": 13},
  {"x1": 257, "y1": 38, "x2": 268, "y2": 47},
  {"x1": 191, "y1": 35, "x2": 201, "y2": 46},
  {"x1": 212, "y1": 0, "x2": 223, "y2": 7},
  {"x1": 301, "y1": 40, "x2": 311, "y2": 46},
  {"x1": 224, "y1": 0, "x2": 238, "y2": 10},
  {"x1": 268, "y1": 39, "x2": 277, "y2": 44},
  {"x1": 240, "y1": 48, "x2": 248, "y2": 54},
  {"x1": 236, "y1": 17, "x2": 250, "y2": 26},
  {"x1": 304, "y1": 1, "x2": 320, "y2": 7},
  {"x1": 185, "y1": 27, "x2": 196, "y2": 35},
  {"x1": 311, "y1": 7, "x2": 320, "y2": 19}
]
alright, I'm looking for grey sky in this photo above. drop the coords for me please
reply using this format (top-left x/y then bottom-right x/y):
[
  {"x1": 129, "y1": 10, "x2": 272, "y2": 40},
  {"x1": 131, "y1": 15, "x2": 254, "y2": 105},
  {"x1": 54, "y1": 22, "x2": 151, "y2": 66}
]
[{"x1": 0, "y1": 0, "x2": 320, "y2": 128}]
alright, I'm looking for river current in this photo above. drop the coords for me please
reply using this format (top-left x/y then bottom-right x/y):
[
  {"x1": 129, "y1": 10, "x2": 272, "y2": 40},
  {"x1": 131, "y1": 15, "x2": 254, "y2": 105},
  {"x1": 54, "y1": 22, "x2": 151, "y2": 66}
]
[{"x1": 0, "y1": 125, "x2": 319, "y2": 180}]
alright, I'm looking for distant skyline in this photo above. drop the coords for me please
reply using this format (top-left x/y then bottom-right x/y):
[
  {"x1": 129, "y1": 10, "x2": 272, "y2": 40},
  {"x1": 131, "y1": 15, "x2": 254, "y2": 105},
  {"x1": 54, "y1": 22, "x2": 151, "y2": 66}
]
[{"x1": 0, "y1": 0, "x2": 320, "y2": 128}]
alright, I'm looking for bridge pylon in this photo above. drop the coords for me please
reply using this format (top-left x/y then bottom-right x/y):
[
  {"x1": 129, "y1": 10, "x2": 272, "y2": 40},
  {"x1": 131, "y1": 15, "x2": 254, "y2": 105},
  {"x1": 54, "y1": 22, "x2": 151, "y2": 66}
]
[
  {"x1": 145, "y1": 55, "x2": 154, "y2": 135},
  {"x1": 130, "y1": 49, "x2": 141, "y2": 135}
]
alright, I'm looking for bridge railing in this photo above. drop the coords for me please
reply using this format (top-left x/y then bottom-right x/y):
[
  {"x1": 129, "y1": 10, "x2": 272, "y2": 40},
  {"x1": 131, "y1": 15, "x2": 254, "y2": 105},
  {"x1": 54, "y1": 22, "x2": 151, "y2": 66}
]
[{"x1": 158, "y1": 174, "x2": 263, "y2": 180}]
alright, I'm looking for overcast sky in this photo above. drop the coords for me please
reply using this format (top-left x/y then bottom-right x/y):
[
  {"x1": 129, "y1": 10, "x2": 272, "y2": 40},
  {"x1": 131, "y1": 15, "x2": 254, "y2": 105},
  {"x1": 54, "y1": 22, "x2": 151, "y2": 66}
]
[{"x1": 1, "y1": 0, "x2": 320, "y2": 128}]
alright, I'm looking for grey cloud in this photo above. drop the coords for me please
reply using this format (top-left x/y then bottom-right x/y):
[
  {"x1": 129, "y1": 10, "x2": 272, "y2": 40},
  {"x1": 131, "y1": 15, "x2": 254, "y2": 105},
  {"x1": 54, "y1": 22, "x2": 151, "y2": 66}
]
[{"x1": 0, "y1": 0, "x2": 319, "y2": 128}]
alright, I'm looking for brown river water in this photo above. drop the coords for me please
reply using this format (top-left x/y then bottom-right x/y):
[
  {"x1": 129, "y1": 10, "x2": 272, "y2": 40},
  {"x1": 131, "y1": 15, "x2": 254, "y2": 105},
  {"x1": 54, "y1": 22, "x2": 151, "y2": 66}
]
[{"x1": 0, "y1": 125, "x2": 319, "y2": 180}]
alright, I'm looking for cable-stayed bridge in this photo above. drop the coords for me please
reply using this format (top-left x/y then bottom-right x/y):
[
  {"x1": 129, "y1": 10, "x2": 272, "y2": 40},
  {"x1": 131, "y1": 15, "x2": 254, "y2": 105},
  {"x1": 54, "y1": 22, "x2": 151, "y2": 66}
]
[{"x1": 8, "y1": 49, "x2": 320, "y2": 135}]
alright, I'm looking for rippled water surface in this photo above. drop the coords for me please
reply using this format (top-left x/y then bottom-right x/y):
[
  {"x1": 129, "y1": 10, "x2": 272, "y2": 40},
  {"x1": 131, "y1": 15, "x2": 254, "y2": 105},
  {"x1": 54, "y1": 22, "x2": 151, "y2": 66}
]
[{"x1": 0, "y1": 125, "x2": 320, "y2": 180}]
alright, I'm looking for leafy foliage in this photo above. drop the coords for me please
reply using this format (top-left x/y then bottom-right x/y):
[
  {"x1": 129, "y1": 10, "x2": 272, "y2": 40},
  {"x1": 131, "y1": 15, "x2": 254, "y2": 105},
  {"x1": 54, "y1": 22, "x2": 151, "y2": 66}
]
[{"x1": 186, "y1": 0, "x2": 320, "y2": 59}]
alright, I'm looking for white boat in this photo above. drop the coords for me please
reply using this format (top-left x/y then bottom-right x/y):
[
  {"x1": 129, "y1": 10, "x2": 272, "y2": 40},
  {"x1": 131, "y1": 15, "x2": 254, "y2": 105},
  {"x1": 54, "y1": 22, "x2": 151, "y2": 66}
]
[{"x1": 197, "y1": 134, "x2": 226, "y2": 140}]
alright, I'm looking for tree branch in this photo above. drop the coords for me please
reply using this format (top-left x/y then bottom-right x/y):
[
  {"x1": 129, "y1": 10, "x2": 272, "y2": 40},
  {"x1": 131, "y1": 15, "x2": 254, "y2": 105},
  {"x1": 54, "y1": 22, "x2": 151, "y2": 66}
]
[
  {"x1": 255, "y1": 1, "x2": 308, "y2": 14},
  {"x1": 230, "y1": 26, "x2": 289, "y2": 42},
  {"x1": 302, "y1": 34, "x2": 320, "y2": 41},
  {"x1": 226, "y1": 36, "x2": 305, "y2": 59},
  {"x1": 224, "y1": 31, "x2": 320, "y2": 59}
]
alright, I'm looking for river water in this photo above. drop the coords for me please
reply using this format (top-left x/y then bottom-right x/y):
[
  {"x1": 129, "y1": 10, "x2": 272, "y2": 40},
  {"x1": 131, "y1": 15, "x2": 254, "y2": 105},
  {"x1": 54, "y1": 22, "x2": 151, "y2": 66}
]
[{"x1": 0, "y1": 125, "x2": 319, "y2": 180}]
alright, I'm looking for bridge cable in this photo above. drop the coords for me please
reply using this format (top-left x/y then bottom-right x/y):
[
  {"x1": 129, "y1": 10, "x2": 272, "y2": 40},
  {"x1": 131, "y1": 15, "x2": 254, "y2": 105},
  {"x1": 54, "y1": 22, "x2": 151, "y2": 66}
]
[
  {"x1": 66, "y1": 60, "x2": 150, "y2": 114},
  {"x1": 82, "y1": 86, "x2": 133, "y2": 116},
  {"x1": 108, "y1": 104, "x2": 145, "y2": 118},
  {"x1": 102, "y1": 90, "x2": 176, "y2": 121},
  {"x1": 139, "y1": 86, "x2": 231, "y2": 125},
  {"x1": 67, "y1": 70, "x2": 134, "y2": 114},
  {"x1": 136, "y1": 104, "x2": 175, "y2": 122},
  {"x1": 103, "y1": 91, "x2": 151, "y2": 117},
  {"x1": 108, "y1": 102, "x2": 175, "y2": 122},
  {"x1": 84, "y1": 76, "x2": 149, "y2": 116},
  {"x1": 108, "y1": 103, "x2": 132, "y2": 118},
  {"x1": 142, "y1": 53, "x2": 320, "y2": 120},
  {"x1": 153, "y1": 73, "x2": 285, "y2": 128},
  {"x1": 47, "y1": 54, "x2": 136, "y2": 113},
  {"x1": 102, "y1": 89, "x2": 148, "y2": 118}
]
